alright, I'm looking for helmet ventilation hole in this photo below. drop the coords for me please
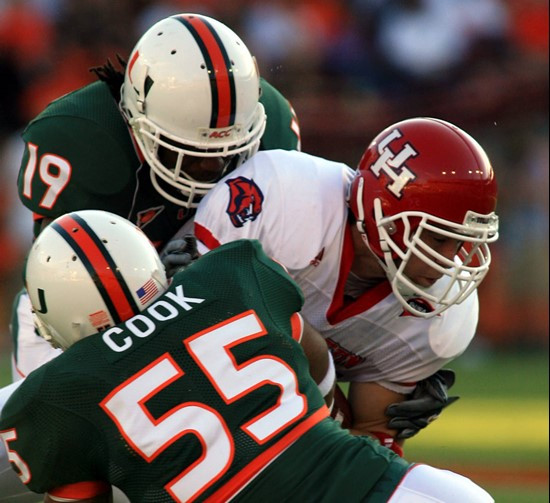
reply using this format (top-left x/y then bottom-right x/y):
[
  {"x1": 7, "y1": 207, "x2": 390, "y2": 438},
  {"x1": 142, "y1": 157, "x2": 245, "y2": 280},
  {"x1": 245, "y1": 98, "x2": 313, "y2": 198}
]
[
  {"x1": 71, "y1": 227, "x2": 78, "y2": 233},
  {"x1": 157, "y1": 31, "x2": 163, "y2": 36},
  {"x1": 171, "y1": 50, "x2": 176, "y2": 55},
  {"x1": 200, "y1": 64, "x2": 206, "y2": 69},
  {"x1": 46, "y1": 256, "x2": 51, "y2": 262},
  {"x1": 72, "y1": 256, "x2": 77, "y2": 261}
]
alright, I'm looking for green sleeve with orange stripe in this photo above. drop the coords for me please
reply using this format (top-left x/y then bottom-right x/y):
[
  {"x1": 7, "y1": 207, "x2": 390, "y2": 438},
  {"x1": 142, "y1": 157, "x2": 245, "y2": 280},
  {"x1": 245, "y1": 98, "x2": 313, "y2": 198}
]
[
  {"x1": 16, "y1": 82, "x2": 139, "y2": 224},
  {"x1": 259, "y1": 78, "x2": 301, "y2": 151}
]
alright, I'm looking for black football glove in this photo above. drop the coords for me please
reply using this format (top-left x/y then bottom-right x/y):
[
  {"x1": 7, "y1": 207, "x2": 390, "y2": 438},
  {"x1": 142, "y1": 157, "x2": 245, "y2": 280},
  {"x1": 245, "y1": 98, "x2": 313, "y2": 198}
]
[
  {"x1": 159, "y1": 234, "x2": 199, "y2": 278},
  {"x1": 385, "y1": 369, "x2": 460, "y2": 440}
]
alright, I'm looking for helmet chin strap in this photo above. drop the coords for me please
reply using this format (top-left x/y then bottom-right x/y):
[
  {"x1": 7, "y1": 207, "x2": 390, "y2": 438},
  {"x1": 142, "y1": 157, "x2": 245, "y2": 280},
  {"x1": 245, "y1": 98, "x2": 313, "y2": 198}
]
[
  {"x1": 33, "y1": 311, "x2": 65, "y2": 350},
  {"x1": 373, "y1": 198, "x2": 397, "y2": 278},
  {"x1": 373, "y1": 198, "x2": 423, "y2": 299},
  {"x1": 353, "y1": 178, "x2": 390, "y2": 276}
]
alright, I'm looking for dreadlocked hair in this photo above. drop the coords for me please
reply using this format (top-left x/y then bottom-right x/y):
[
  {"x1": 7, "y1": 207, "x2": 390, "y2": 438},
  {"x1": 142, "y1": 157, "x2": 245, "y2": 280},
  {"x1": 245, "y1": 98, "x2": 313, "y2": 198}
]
[{"x1": 90, "y1": 54, "x2": 127, "y2": 102}]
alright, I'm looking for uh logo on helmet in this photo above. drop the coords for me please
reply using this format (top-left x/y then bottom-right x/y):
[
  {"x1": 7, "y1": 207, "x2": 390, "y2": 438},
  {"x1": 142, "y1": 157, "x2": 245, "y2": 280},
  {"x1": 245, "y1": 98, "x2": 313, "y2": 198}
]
[{"x1": 368, "y1": 128, "x2": 418, "y2": 199}]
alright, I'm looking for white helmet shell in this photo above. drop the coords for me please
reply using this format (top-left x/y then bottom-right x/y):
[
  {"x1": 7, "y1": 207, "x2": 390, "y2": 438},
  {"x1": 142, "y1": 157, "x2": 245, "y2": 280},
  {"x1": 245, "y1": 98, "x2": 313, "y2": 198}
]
[
  {"x1": 120, "y1": 13, "x2": 266, "y2": 207},
  {"x1": 25, "y1": 210, "x2": 168, "y2": 350}
]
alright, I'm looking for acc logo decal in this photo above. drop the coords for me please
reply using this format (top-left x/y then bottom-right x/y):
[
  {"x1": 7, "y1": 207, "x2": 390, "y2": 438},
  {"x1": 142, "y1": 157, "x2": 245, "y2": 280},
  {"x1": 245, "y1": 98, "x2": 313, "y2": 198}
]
[
  {"x1": 370, "y1": 128, "x2": 417, "y2": 198},
  {"x1": 225, "y1": 176, "x2": 264, "y2": 228},
  {"x1": 136, "y1": 206, "x2": 164, "y2": 229},
  {"x1": 209, "y1": 129, "x2": 233, "y2": 139}
]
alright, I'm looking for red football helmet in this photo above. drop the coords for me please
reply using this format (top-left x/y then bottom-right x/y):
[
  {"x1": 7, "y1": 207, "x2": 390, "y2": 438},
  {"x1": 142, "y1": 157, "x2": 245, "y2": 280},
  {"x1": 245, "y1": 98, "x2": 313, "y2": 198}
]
[{"x1": 348, "y1": 117, "x2": 499, "y2": 317}]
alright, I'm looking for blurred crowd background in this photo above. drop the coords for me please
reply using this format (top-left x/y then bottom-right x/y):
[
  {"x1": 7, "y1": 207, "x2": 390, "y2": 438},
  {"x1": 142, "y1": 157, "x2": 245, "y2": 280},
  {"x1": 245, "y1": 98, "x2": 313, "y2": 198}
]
[{"x1": 0, "y1": 0, "x2": 548, "y2": 357}]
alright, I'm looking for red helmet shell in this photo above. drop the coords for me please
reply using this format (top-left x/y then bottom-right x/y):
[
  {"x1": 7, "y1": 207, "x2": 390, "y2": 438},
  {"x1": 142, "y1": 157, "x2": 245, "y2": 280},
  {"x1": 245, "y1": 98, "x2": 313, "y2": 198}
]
[{"x1": 349, "y1": 118, "x2": 498, "y2": 257}]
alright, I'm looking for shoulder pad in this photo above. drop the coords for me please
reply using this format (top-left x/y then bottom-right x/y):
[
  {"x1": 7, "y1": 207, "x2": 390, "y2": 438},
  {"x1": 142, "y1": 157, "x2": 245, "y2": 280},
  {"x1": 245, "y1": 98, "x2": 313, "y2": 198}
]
[
  {"x1": 259, "y1": 78, "x2": 300, "y2": 151},
  {"x1": 17, "y1": 83, "x2": 140, "y2": 218}
]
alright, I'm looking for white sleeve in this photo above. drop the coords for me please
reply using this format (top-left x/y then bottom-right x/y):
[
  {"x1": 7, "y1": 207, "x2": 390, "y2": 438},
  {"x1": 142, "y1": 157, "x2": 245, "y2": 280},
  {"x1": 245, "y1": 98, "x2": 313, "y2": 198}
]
[
  {"x1": 389, "y1": 464, "x2": 494, "y2": 502},
  {"x1": 331, "y1": 291, "x2": 479, "y2": 394},
  {"x1": 195, "y1": 150, "x2": 353, "y2": 270},
  {"x1": 10, "y1": 291, "x2": 62, "y2": 382}
]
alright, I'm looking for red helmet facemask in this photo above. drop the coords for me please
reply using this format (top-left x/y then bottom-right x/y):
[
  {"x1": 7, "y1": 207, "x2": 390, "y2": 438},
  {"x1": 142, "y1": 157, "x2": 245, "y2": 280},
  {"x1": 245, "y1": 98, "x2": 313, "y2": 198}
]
[{"x1": 348, "y1": 118, "x2": 499, "y2": 318}]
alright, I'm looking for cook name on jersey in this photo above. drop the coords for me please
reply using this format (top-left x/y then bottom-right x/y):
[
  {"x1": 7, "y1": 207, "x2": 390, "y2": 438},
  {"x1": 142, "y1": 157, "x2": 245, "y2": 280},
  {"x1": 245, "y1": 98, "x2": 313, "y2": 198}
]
[{"x1": 102, "y1": 284, "x2": 205, "y2": 353}]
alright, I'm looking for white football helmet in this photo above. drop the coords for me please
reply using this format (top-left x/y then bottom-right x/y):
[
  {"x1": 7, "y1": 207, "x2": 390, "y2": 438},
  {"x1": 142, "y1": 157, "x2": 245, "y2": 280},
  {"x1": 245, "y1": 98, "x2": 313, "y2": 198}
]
[
  {"x1": 120, "y1": 13, "x2": 266, "y2": 208},
  {"x1": 24, "y1": 210, "x2": 168, "y2": 350}
]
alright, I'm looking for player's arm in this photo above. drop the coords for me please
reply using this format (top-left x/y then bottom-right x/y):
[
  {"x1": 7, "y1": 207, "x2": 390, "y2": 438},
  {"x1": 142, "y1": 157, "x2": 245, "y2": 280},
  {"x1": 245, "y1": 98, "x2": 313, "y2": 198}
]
[
  {"x1": 347, "y1": 381, "x2": 406, "y2": 456},
  {"x1": 17, "y1": 95, "x2": 136, "y2": 236},
  {"x1": 347, "y1": 373, "x2": 459, "y2": 456},
  {"x1": 299, "y1": 320, "x2": 335, "y2": 408},
  {"x1": 259, "y1": 78, "x2": 301, "y2": 151},
  {"x1": 385, "y1": 369, "x2": 460, "y2": 440}
]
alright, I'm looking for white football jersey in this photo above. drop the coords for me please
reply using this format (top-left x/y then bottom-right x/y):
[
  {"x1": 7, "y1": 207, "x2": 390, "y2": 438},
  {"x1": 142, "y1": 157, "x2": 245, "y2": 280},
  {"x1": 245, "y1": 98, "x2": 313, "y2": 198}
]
[
  {"x1": 10, "y1": 291, "x2": 62, "y2": 382},
  {"x1": 195, "y1": 150, "x2": 479, "y2": 393}
]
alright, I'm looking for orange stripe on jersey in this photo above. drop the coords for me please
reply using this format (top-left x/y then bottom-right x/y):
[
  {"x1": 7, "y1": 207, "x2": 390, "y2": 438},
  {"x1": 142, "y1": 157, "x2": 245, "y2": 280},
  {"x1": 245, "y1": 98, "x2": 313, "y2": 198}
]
[
  {"x1": 52, "y1": 214, "x2": 139, "y2": 324},
  {"x1": 290, "y1": 313, "x2": 303, "y2": 343},
  {"x1": 48, "y1": 480, "x2": 111, "y2": 499},
  {"x1": 205, "y1": 406, "x2": 330, "y2": 502},
  {"x1": 176, "y1": 15, "x2": 236, "y2": 128}
]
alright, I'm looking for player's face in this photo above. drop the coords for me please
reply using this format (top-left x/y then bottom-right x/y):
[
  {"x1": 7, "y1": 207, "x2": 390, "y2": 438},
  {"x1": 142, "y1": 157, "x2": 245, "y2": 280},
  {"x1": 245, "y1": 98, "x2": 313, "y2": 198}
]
[
  {"x1": 180, "y1": 155, "x2": 228, "y2": 182},
  {"x1": 403, "y1": 229, "x2": 462, "y2": 287},
  {"x1": 158, "y1": 146, "x2": 230, "y2": 183}
]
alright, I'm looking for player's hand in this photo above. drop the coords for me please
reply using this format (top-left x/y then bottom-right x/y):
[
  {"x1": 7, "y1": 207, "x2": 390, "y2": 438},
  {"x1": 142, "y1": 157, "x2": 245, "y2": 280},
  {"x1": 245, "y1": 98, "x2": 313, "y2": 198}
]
[
  {"x1": 160, "y1": 235, "x2": 198, "y2": 277},
  {"x1": 385, "y1": 369, "x2": 460, "y2": 439}
]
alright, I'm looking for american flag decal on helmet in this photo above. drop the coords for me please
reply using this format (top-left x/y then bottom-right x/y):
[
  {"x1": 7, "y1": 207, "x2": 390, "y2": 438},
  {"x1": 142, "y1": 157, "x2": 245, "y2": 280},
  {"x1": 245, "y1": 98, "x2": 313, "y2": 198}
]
[{"x1": 136, "y1": 279, "x2": 159, "y2": 305}]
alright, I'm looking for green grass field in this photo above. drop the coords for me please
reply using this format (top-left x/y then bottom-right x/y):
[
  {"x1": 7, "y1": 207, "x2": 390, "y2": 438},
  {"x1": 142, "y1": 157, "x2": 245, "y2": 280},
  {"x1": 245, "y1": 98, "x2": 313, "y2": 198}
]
[
  {"x1": 404, "y1": 350, "x2": 549, "y2": 503},
  {"x1": 0, "y1": 348, "x2": 547, "y2": 502}
]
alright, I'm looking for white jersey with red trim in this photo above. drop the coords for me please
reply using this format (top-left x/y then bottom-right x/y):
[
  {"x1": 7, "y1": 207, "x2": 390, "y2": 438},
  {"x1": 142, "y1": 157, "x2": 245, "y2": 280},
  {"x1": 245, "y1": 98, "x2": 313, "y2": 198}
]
[
  {"x1": 194, "y1": 150, "x2": 478, "y2": 393},
  {"x1": 10, "y1": 291, "x2": 62, "y2": 382}
]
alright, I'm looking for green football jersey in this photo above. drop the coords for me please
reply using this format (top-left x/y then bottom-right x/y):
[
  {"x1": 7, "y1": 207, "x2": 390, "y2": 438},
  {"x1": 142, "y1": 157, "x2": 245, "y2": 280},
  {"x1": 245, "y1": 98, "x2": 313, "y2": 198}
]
[
  {"x1": 0, "y1": 240, "x2": 316, "y2": 500},
  {"x1": 17, "y1": 79, "x2": 300, "y2": 248},
  {"x1": 0, "y1": 240, "x2": 409, "y2": 502}
]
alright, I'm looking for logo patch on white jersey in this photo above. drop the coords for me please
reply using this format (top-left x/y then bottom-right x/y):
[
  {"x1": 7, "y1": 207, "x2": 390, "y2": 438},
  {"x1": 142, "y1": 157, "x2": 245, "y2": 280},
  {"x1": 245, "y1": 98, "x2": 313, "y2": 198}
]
[
  {"x1": 225, "y1": 176, "x2": 264, "y2": 228},
  {"x1": 326, "y1": 338, "x2": 365, "y2": 369},
  {"x1": 370, "y1": 128, "x2": 417, "y2": 198}
]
